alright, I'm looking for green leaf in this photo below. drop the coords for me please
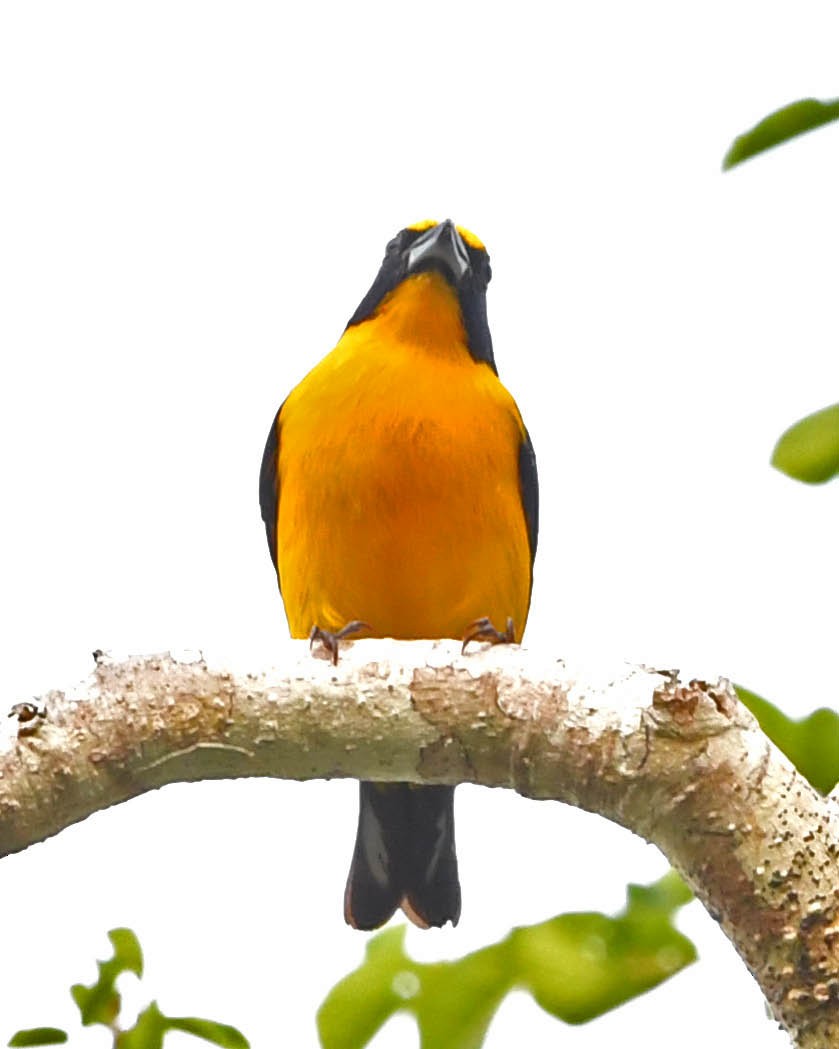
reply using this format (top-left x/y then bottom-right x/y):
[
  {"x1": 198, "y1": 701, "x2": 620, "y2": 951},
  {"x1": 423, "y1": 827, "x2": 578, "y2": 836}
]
[
  {"x1": 116, "y1": 1002, "x2": 250, "y2": 1049},
  {"x1": 771, "y1": 404, "x2": 839, "y2": 484},
  {"x1": 165, "y1": 1017, "x2": 250, "y2": 1049},
  {"x1": 736, "y1": 686, "x2": 839, "y2": 794},
  {"x1": 8, "y1": 1029, "x2": 68, "y2": 1046},
  {"x1": 723, "y1": 96, "x2": 839, "y2": 169},
  {"x1": 71, "y1": 928, "x2": 143, "y2": 1025},
  {"x1": 118, "y1": 1001, "x2": 167, "y2": 1049},
  {"x1": 70, "y1": 982, "x2": 120, "y2": 1026},
  {"x1": 317, "y1": 871, "x2": 696, "y2": 1049},
  {"x1": 317, "y1": 928, "x2": 416, "y2": 1049},
  {"x1": 511, "y1": 869, "x2": 695, "y2": 1027},
  {"x1": 107, "y1": 928, "x2": 144, "y2": 978}
]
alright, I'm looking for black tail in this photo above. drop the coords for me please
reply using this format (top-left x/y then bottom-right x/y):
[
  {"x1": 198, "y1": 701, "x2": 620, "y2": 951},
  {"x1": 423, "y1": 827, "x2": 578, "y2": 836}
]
[{"x1": 344, "y1": 782, "x2": 461, "y2": 930}]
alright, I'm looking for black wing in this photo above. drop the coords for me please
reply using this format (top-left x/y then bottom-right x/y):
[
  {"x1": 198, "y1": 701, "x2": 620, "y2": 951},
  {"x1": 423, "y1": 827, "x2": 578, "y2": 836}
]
[
  {"x1": 518, "y1": 428, "x2": 539, "y2": 573},
  {"x1": 259, "y1": 406, "x2": 281, "y2": 578}
]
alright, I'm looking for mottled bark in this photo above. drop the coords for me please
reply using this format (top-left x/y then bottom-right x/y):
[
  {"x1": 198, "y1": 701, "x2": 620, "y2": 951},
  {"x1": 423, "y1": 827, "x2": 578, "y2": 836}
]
[{"x1": 1, "y1": 641, "x2": 836, "y2": 1046}]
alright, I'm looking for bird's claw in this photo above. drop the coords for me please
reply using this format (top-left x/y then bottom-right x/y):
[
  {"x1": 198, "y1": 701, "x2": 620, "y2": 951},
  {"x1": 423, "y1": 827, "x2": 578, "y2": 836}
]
[
  {"x1": 461, "y1": 616, "x2": 515, "y2": 654},
  {"x1": 309, "y1": 620, "x2": 370, "y2": 665}
]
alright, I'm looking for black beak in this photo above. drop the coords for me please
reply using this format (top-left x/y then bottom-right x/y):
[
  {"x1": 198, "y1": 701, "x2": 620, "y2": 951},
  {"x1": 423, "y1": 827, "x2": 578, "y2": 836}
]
[{"x1": 405, "y1": 219, "x2": 471, "y2": 284}]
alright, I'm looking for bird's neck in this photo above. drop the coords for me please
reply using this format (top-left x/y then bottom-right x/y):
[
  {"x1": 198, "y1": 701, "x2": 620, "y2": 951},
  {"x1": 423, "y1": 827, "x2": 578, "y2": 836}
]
[{"x1": 367, "y1": 272, "x2": 469, "y2": 359}]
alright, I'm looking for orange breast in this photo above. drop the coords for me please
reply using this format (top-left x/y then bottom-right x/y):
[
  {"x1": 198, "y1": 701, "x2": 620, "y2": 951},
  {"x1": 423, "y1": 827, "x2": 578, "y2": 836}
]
[{"x1": 275, "y1": 273, "x2": 532, "y2": 642}]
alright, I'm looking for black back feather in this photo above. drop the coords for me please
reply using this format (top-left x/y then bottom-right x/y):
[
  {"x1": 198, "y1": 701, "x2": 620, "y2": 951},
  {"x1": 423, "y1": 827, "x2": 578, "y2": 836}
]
[
  {"x1": 518, "y1": 428, "x2": 539, "y2": 572},
  {"x1": 258, "y1": 407, "x2": 281, "y2": 578}
]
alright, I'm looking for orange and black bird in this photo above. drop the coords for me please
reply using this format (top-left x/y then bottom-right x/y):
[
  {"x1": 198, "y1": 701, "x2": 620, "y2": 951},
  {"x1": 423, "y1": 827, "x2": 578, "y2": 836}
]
[{"x1": 259, "y1": 219, "x2": 538, "y2": 930}]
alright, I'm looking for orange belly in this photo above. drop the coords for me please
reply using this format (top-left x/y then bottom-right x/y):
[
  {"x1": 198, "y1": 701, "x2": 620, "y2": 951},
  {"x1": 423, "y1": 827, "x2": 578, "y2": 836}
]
[{"x1": 275, "y1": 288, "x2": 532, "y2": 642}]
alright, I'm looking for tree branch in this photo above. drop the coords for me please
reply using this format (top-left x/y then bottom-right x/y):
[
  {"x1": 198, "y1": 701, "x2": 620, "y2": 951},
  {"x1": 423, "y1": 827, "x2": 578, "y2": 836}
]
[{"x1": 2, "y1": 641, "x2": 837, "y2": 1046}]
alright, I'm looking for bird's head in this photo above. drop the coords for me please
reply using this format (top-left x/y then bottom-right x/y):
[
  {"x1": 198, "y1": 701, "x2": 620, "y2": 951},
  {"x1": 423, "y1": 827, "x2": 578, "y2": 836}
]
[{"x1": 346, "y1": 219, "x2": 496, "y2": 371}]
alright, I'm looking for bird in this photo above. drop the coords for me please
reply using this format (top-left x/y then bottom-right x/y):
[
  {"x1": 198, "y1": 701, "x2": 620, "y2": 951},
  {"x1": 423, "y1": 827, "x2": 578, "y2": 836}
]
[{"x1": 259, "y1": 219, "x2": 538, "y2": 930}]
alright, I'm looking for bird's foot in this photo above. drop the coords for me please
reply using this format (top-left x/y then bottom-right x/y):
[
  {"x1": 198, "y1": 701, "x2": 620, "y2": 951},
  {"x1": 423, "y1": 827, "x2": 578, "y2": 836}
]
[
  {"x1": 461, "y1": 616, "x2": 515, "y2": 654},
  {"x1": 309, "y1": 620, "x2": 370, "y2": 665}
]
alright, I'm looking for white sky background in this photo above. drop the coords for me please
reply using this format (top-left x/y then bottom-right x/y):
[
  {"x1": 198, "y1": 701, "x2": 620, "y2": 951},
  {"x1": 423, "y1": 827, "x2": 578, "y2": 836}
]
[{"x1": 1, "y1": 2, "x2": 838, "y2": 1046}]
